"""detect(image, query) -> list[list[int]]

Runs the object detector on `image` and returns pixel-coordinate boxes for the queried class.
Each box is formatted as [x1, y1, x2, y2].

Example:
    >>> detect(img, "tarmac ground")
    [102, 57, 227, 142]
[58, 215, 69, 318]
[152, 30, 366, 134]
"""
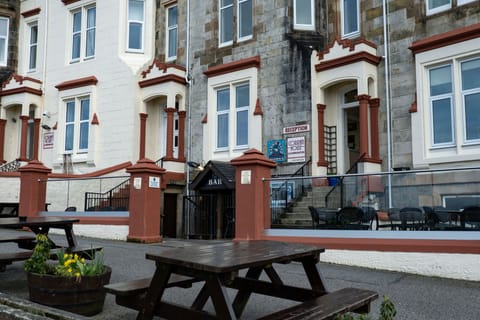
[0, 231, 479, 319]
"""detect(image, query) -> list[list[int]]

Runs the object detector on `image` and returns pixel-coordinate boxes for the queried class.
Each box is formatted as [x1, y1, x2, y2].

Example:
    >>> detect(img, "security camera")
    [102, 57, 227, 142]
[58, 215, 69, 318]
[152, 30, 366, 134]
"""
[42, 111, 50, 118]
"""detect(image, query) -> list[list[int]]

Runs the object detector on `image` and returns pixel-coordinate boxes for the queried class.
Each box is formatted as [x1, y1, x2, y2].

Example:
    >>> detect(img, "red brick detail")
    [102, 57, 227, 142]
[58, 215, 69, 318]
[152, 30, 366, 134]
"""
[253, 98, 263, 116]
[202, 114, 208, 124]
[140, 59, 186, 78]
[317, 37, 378, 60]
[409, 97, 417, 113]
[55, 76, 98, 91]
[21, 8, 41, 18]
[138, 74, 187, 88]
[91, 113, 99, 125]
[61, 0, 81, 5]
[315, 51, 382, 72]
[204, 56, 260, 78]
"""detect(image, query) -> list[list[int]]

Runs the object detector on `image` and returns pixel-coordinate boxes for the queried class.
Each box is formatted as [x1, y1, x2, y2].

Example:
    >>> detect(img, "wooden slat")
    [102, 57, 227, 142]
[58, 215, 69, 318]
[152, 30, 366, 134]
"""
[0, 235, 36, 243]
[104, 274, 196, 297]
[258, 287, 378, 320]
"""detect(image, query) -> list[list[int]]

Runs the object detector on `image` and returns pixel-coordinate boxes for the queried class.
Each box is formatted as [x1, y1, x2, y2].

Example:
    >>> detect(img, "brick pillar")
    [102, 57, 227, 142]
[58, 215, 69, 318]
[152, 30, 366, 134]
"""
[18, 160, 51, 217]
[139, 113, 148, 160]
[230, 149, 276, 240]
[165, 107, 175, 160]
[316, 104, 329, 167]
[19, 115, 29, 160]
[357, 94, 371, 158]
[369, 98, 380, 161]
[0, 119, 6, 163]
[177, 110, 186, 162]
[126, 158, 165, 243]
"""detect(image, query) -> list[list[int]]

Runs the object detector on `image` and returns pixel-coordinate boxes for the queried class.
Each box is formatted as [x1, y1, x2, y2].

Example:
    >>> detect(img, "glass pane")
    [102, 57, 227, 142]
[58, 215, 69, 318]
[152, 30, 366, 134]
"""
[168, 29, 177, 57]
[221, 0, 233, 6]
[73, 12, 81, 32]
[236, 85, 249, 108]
[239, 0, 252, 37]
[168, 6, 177, 27]
[129, 0, 144, 21]
[430, 65, 452, 96]
[72, 34, 81, 59]
[428, 0, 450, 9]
[236, 110, 248, 146]
[0, 40, 4, 63]
[217, 114, 228, 148]
[65, 124, 74, 151]
[217, 88, 230, 111]
[220, 6, 233, 43]
[432, 98, 453, 144]
[295, 0, 312, 25]
[0, 19, 7, 36]
[87, 7, 96, 28]
[461, 58, 480, 90]
[129, 23, 142, 49]
[465, 93, 480, 140]
[80, 99, 90, 120]
[86, 29, 95, 56]
[79, 122, 89, 149]
[343, 0, 358, 34]
[30, 25, 38, 44]
[29, 45, 37, 69]
[66, 102, 75, 122]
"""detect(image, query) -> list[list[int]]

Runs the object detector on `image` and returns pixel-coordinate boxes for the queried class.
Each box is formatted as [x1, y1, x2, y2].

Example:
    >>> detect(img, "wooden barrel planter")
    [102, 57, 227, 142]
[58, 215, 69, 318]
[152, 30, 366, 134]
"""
[26, 266, 112, 316]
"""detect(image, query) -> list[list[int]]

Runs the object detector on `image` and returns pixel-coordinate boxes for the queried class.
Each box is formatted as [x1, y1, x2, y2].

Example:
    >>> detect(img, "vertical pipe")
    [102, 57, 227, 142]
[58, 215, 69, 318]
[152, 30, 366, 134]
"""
[185, 0, 192, 238]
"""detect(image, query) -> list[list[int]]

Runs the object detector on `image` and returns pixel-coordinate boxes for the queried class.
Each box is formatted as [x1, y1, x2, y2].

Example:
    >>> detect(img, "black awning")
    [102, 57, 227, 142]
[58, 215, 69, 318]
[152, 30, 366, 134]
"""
[190, 160, 235, 191]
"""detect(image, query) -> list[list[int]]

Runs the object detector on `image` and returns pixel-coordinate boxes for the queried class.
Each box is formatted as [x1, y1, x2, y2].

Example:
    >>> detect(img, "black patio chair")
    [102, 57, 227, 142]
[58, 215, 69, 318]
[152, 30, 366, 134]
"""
[460, 206, 480, 230]
[399, 207, 425, 230]
[308, 206, 338, 229]
[360, 206, 378, 230]
[336, 207, 369, 230]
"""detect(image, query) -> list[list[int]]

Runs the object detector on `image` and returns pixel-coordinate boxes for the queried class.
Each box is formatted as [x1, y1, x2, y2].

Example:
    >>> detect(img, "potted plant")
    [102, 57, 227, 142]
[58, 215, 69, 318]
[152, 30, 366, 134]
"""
[24, 234, 111, 316]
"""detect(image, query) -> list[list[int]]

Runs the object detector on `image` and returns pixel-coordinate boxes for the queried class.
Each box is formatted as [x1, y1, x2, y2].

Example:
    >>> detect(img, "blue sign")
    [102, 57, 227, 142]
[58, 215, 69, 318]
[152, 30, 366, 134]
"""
[267, 139, 286, 163]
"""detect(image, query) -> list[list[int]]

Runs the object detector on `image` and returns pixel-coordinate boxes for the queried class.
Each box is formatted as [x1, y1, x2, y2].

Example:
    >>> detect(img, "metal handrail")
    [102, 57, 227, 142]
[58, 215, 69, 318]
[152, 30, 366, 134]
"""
[84, 178, 130, 211]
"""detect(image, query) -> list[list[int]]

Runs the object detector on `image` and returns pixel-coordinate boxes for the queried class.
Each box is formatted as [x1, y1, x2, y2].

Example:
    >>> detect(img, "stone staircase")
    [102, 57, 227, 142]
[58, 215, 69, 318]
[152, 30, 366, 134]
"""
[276, 186, 341, 228]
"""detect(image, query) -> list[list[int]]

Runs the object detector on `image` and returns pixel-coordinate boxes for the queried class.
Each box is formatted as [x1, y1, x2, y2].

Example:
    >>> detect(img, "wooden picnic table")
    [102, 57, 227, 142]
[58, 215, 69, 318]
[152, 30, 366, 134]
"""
[105, 240, 377, 320]
[0, 216, 101, 271]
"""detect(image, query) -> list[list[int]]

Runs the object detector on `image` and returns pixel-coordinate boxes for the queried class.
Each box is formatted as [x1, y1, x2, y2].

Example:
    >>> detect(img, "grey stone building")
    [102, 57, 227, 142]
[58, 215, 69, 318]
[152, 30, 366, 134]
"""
[0, 0, 18, 84]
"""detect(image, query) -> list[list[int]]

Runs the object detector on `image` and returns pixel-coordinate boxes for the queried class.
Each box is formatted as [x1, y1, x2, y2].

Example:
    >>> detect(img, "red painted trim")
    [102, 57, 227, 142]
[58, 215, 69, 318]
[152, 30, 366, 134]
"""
[55, 76, 98, 91]
[315, 51, 382, 72]
[138, 74, 186, 88]
[253, 98, 263, 116]
[74, 217, 129, 225]
[141, 60, 186, 78]
[262, 236, 480, 254]
[49, 161, 132, 179]
[21, 8, 41, 17]
[91, 113, 99, 125]
[0, 87, 42, 97]
[202, 114, 208, 124]
[409, 98, 417, 113]
[61, 0, 81, 5]
[409, 23, 480, 55]
[317, 37, 378, 60]
[204, 56, 261, 78]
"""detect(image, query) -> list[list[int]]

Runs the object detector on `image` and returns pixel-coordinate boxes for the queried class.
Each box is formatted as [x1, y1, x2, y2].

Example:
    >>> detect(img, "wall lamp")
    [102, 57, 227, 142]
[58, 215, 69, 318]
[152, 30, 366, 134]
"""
[41, 124, 51, 130]
[187, 161, 204, 171]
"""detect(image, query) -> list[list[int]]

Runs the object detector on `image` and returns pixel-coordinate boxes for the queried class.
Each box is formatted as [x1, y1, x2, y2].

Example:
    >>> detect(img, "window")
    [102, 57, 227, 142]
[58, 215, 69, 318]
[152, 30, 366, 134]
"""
[429, 65, 454, 146]
[426, 0, 451, 15]
[219, 0, 252, 47]
[341, 0, 359, 38]
[215, 82, 249, 149]
[457, 0, 475, 5]
[461, 58, 480, 142]
[64, 97, 90, 154]
[0, 17, 8, 66]
[166, 5, 177, 60]
[294, 0, 314, 31]
[71, 6, 96, 62]
[128, 0, 145, 51]
[28, 23, 38, 71]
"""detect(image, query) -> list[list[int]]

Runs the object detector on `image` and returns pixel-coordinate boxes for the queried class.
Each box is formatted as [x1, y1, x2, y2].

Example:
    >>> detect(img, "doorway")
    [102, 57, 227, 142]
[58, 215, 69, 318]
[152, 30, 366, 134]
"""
[344, 107, 360, 171]
[163, 193, 177, 238]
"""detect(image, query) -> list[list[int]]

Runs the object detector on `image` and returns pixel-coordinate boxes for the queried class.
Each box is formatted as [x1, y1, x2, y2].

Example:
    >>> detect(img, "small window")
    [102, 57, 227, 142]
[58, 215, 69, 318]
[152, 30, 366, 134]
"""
[216, 87, 230, 148]
[28, 23, 38, 71]
[85, 7, 96, 58]
[166, 5, 177, 60]
[426, 0, 451, 15]
[64, 97, 90, 154]
[342, 0, 359, 38]
[219, 0, 233, 46]
[70, 5, 96, 62]
[429, 65, 454, 146]
[294, 0, 314, 31]
[0, 17, 8, 66]
[238, 0, 253, 41]
[128, 0, 145, 51]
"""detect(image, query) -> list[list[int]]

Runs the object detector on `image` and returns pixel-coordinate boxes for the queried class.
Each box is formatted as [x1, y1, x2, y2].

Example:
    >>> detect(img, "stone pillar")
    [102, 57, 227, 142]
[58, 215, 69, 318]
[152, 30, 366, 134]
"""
[19, 115, 29, 160]
[126, 158, 165, 243]
[230, 149, 276, 240]
[0, 119, 6, 163]
[139, 113, 148, 160]
[164, 108, 175, 160]
[316, 104, 329, 167]
[357, 94, 370, 158]
[18, 160, 51, 217]
[178, 110, 186, 162]
[369, 98, 380, 161]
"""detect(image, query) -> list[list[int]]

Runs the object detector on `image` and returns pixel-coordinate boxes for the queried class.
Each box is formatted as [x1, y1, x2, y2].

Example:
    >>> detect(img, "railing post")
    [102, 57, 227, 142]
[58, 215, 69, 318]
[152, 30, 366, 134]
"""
[231, 149, 276, 240]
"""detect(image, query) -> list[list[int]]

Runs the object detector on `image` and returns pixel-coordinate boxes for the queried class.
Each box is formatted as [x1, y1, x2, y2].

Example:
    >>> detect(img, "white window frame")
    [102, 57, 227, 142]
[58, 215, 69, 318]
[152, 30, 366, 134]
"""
[127, 0, 145, 52]
[0, 17, 9, 66]
[341, 0, 360, 38]
[457, 0, 475, 5]
[219, 0, 234, 47]
[70, 5, 96, 63]
[426, 0, 451, 16]
[460, 57, 480, 144]
[293, 0, 315, 31]
[166, 4, 178, 61]
[64, 96, 90, 155]
[237, 0, 253, 41]
[27, 22, 38, 72]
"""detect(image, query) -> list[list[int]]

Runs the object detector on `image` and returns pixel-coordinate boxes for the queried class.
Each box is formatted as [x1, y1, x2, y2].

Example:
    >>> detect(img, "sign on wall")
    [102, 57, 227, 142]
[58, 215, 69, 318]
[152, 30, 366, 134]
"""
[267, 139, 286, 163]
[43, 132, 54, 149]
[287, 136, 305, 163]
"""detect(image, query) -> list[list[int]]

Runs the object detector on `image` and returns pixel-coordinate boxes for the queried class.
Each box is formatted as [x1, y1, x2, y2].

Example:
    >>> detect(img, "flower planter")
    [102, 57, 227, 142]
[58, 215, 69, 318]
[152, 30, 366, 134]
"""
[26, 266, 111, 316]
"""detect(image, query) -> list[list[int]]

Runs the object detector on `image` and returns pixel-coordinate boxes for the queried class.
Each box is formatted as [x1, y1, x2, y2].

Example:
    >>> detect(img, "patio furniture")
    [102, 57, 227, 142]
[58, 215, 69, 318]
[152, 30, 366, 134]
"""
[460, 206, 480, 230]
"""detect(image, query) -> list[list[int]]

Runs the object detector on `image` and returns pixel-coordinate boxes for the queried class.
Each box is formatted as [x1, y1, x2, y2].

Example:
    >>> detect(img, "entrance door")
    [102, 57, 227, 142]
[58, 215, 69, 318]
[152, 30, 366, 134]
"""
[163, 193, 177, 238]
[344, 107, 360, 171]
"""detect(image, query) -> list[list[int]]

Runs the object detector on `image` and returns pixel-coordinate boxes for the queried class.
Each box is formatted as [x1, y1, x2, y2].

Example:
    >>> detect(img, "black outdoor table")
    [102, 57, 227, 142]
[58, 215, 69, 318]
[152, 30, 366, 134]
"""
[135, 240, 326, 320]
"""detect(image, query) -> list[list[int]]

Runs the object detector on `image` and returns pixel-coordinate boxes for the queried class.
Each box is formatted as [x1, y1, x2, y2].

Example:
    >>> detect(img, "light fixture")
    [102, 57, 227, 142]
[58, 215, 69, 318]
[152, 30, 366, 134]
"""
[187, 161, 204, 171]
[42, 111, 51, 118]
[41, 124, 51, 130]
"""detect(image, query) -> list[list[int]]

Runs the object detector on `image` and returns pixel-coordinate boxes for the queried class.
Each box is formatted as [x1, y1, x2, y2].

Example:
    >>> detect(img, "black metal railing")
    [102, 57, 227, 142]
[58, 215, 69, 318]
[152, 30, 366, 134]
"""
[325, 153, 366, 208]
[0, 160, 20, 172]
[84, 179, 130, 211]
[270, 157, 312, 224]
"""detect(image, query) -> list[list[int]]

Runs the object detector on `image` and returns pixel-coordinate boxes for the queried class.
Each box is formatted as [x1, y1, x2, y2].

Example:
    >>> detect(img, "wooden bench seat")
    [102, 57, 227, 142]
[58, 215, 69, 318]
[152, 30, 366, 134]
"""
[104, 274, 196, 297]
[258, 287, 378, 320]
[0, 235, 36, 243]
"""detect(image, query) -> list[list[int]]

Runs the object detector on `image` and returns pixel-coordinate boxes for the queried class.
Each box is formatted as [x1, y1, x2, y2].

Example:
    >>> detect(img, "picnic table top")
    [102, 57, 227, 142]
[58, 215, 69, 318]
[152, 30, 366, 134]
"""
[0, 217, 80, 228]
[146, 240, 325, 273]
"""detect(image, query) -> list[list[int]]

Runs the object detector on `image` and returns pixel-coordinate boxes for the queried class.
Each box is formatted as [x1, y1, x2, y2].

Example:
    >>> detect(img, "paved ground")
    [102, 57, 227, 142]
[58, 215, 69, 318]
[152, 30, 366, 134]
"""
[0, 231, 479, 319]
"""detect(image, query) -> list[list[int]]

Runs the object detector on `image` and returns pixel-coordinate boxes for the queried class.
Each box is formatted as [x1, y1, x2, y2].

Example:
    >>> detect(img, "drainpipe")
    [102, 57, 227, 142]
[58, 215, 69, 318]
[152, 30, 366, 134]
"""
[382, 0, 393, 208]
[185, 0, 192, 238]
[42, 0, 48, 93]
